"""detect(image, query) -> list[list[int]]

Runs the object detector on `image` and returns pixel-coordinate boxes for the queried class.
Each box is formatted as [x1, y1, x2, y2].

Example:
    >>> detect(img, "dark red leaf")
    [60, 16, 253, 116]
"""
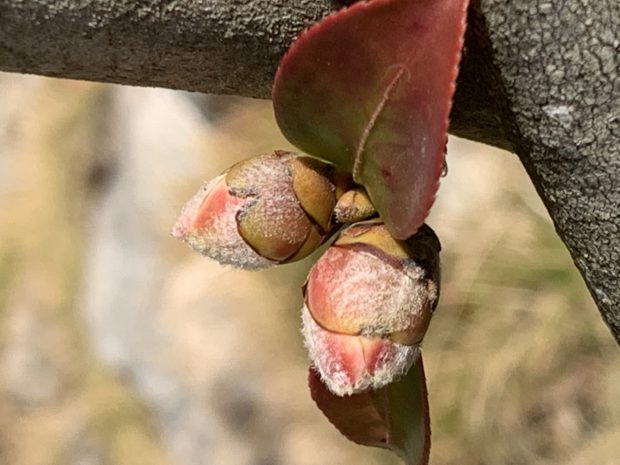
[273, 0, 469, 239]
[309, 355, 430, 465]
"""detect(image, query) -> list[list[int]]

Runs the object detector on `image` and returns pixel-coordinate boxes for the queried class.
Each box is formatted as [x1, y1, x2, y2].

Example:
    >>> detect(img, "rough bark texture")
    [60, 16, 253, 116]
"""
[0, 0, 618, 343]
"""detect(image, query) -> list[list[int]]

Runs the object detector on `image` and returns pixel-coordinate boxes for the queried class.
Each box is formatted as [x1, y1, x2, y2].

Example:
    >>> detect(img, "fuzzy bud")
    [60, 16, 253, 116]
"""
[172, 151, 338, 269]
[333, 187, 377, 224]
[302, 222, 440, 396]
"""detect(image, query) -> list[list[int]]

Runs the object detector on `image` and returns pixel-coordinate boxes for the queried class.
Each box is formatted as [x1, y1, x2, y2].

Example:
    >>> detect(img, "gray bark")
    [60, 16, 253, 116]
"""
[0, 0, 618, 343]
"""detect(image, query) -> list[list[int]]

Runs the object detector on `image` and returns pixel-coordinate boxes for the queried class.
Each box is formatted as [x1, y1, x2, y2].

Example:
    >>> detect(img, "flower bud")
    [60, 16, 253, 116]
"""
[302, 305, 420, 396]
[172, 151, 338, 269]
[302, 222, 440, 395]
[332, 187, 377, 224]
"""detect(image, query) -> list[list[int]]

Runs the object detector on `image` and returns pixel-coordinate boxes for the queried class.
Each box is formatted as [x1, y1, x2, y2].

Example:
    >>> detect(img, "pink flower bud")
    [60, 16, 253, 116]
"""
[171, 174, 273, 269]
[302, 222, 440, 395]
[302, 304, 419, 396]
[172, 151, 339, 269]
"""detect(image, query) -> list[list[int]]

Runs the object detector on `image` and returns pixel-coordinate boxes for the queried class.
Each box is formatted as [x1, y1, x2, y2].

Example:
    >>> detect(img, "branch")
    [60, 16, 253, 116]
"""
[1, 0, 618, 343]
[0, 0, 340, 98]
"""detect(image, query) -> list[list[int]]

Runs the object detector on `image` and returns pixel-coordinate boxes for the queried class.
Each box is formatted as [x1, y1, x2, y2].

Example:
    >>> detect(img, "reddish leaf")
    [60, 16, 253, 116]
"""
[273, 0, 469, 239]
[309, 355, 430, 465]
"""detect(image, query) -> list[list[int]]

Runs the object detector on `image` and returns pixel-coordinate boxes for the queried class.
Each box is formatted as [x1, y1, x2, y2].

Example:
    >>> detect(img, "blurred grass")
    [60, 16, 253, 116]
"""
[0, 77, 170, 465]
[425, 146, 620, 465]
[0, 75, 618, 465]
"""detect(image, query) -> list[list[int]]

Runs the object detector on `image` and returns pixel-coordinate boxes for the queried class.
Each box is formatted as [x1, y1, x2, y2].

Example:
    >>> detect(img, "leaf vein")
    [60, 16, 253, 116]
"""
[352, 63, 408, 182]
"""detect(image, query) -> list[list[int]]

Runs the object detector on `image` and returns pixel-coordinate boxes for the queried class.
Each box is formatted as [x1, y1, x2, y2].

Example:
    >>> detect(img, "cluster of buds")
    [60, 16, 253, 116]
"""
[302, 221, 440, 395]
[172, 152, 441, 397]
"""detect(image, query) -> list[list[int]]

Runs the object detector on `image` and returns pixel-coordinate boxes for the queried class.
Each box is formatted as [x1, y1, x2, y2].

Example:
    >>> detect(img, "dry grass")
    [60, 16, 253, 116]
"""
[0, 75, 170, 465]
[425, 141, 620, 465]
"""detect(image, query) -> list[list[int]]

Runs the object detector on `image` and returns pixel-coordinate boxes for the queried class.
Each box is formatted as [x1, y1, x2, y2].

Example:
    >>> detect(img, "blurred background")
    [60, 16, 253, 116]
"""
[0, 72, 618, 465]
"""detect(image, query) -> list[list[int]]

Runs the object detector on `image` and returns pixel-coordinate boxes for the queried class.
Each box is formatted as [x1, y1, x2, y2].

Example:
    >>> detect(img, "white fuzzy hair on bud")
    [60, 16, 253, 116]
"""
[171, 175, 273, 270]
[308, 246, 434, 336]
[301, 305, 419, 396]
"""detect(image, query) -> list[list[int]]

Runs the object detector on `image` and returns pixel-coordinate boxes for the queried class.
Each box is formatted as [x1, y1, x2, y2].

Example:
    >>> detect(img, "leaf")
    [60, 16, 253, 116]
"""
[273, 0, 469, 239]
[309, 354, 430, 465]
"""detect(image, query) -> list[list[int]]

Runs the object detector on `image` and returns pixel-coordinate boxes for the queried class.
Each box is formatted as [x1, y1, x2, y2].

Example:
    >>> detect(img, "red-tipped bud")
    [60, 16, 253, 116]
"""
[172, 151, 338, 269]
[302, 222, 440, 395]
[302, 304, 419, 396]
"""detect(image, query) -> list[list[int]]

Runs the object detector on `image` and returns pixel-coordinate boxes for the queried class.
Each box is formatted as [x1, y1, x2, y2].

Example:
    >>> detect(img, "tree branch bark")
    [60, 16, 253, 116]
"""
[1, 0, 618, 343]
